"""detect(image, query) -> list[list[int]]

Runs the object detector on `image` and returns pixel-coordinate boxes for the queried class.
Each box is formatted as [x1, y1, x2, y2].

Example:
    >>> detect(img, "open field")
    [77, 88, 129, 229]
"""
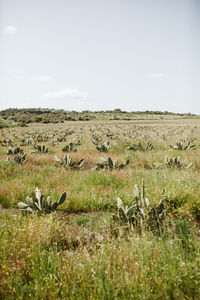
[0, 117, 200, 299]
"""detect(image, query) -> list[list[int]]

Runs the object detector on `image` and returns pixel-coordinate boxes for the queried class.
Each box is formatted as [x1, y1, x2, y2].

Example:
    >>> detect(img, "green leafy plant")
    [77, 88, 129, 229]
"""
[18, 187, 66, 214]
[7, 146, 23, 155]
[94, 157, 130, 170]
[153, 156, 192, 169]
[62, 142, 77, 152]
[20, 138, 32, 146]
[116, 179, 167, 232]
[170, 140, 196, 150]
[54, 154, 84, 170]
[0, 139, 13, 147]
[7, 152, 27, 164]
[31, 144, 49, 153]
[91, 134, 102, 145]
[127, 142, 153, 151]
[96, 141, 110, 152]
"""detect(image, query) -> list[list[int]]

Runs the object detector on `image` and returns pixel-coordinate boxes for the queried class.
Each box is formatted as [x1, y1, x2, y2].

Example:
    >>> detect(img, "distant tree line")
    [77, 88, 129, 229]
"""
[0, 108, 196, 126]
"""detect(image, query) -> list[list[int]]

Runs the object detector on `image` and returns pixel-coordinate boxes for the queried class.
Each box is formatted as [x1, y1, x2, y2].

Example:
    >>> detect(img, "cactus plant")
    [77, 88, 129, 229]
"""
[94, 157, 130, 170]
[127, 142, 153, 151]
[20, 138, 32, 146]
[7, 152, 27, 164]
[170, 139, 196, 150]
[91, 134, 102, 145]
[96, 141, 110, 152]
[7, 146, 23, 155]
[62, 142, 77, 152]
[18, 187, 66, 214]
[30, 144, 49, 153]
[116, 180, 167, 232]
[0, 139, 13, 147]
[54, 154, 84, 170]
[153, 156, 192, 169]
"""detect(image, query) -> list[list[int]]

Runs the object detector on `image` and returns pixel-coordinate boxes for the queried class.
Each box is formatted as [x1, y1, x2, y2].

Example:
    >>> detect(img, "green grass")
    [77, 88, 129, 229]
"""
[0, 213, 199, 299]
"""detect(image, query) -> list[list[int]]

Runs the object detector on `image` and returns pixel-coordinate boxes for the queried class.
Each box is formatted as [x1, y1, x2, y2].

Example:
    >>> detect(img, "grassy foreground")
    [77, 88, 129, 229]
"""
[0, 118, 200, 299]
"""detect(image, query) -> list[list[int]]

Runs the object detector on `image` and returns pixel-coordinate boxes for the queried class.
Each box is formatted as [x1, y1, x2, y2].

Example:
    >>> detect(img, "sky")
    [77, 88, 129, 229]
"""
[0, 0, 200, 113]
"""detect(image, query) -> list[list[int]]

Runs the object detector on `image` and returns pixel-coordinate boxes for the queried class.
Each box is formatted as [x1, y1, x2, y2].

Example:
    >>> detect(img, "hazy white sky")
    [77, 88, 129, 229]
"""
[0, 0, 200, 113]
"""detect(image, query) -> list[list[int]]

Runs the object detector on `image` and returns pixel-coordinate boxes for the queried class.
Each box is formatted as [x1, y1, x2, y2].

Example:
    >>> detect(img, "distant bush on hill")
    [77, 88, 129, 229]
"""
[0, 117, 11, 128]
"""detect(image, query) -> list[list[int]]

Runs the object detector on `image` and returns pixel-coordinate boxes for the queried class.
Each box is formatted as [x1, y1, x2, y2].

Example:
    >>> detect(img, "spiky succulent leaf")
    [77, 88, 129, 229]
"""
[117, 197, 123, 209]
[108, 157, 113, 169]
[35, 187, 42, 202]
[20, 207, 34, 213]
[18, 202, 29, 209]
[158, 199, 164, 213]
[46, 196, 51, 207]
[125, 158, 130, 165]
[67, 154, 72, 165]
[127, 204, 137, 218]
[164, 156, 168, 165]
[26, 196, 35, 208]
[58, 192, 66, 205]
[134, 184, 140, 201]
[34, 202, 41, 211]
[54, 155, 61, 162]
[185, 162, 193, 169]
[144, 197, 150, 209]
[139, 208, 145, 218]
[113, 160, 119, 168]
[26, 207, 34, 213]
[99, 158, 107, 164]
[51, 201, 58, 210]
[119, 207, 128, 222]
[78, 159, 84, 168]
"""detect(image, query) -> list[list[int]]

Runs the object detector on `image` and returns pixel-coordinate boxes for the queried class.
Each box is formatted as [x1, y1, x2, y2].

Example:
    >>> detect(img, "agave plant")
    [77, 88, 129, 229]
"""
[116, 180, 167, 232]
[18, 188, 66, 214]
[170, 140, 196, 150]
[153, 156, 192, 169]
[96, 141, 110, 152]
[127, 142, 153, 151]
[54, 154, 84, 170]
[94, 157, 130, 170]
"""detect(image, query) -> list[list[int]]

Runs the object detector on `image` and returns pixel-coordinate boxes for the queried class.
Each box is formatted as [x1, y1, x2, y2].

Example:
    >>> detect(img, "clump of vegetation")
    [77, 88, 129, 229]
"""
[153, 156, 192, 169]
[54, 154, 84, 170]
[7, 146, 23, 155]
[7, 152, 27, 164]
[0, 138, 13, 146]
[96, 141, 110, 152]
[127, 142, 153, 151]
[18, 187, 66, 214]
[91, 134, 102, 145]
[170, 139, 196, 150]
[62, 142, 77, 152]
[116, 180, 167, 232]
[31, 144, 49, 153]
[20, 138, 32, 146]
[94, 157, 130, 170]
[0, 117, 11, 128]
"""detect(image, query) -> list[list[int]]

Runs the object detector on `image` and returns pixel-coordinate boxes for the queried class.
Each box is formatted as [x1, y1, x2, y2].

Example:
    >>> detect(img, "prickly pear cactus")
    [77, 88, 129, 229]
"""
[18, 188, 66, 214]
